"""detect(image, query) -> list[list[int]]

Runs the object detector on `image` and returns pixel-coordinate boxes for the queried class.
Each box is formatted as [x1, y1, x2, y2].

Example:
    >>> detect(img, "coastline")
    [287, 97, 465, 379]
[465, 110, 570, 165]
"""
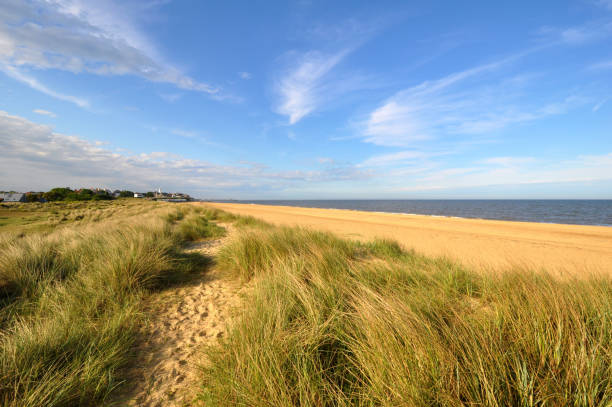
[202, 202, 612, 275]
[208, 200, 612, 227]
[249, 203, 612, 227]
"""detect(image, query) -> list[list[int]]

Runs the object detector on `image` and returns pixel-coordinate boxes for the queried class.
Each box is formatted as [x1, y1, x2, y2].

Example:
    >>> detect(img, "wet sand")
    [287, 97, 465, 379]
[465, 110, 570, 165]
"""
[202, 202, 612, 275]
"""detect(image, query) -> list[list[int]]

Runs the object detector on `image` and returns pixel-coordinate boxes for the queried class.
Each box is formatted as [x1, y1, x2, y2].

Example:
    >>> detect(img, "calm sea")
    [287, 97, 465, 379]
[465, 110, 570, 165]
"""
[217, 200, 612, 227]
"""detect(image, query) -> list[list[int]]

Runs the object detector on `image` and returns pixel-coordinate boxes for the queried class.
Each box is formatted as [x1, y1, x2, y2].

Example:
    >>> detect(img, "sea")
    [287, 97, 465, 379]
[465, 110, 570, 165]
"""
[215, 200, 612, 227]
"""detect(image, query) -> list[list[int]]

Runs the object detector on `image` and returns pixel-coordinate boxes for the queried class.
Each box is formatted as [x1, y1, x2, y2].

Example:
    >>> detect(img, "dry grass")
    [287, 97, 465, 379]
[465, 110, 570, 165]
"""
[201, 224, 612, 406]
[0, 202, 225, 406]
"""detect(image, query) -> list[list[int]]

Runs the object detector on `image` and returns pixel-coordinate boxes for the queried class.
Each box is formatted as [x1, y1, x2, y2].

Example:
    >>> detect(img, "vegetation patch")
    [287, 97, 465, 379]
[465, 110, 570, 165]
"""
[202, 224, 612, 406]
[0, 202, 225, 406]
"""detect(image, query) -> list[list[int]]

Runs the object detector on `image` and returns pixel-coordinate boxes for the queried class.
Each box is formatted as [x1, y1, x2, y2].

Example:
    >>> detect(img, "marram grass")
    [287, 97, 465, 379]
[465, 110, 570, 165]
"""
[0, 203, 225, 406]
[202, 225, 612, 406]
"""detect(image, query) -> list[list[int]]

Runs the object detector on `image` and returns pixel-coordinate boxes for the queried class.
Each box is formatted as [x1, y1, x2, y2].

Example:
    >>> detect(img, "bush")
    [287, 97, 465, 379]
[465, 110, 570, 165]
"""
[43, 188, 72, 202]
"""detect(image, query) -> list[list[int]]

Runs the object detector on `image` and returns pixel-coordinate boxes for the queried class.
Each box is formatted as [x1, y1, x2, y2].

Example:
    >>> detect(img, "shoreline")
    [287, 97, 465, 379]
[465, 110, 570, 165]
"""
[241, 203, 612, 228]
[202, 202, 612, 275]
[207, 200, 612, 227]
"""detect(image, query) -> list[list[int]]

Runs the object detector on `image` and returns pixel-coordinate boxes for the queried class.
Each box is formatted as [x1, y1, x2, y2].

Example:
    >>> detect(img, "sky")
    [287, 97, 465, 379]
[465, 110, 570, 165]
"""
[1, 0, 611, 199]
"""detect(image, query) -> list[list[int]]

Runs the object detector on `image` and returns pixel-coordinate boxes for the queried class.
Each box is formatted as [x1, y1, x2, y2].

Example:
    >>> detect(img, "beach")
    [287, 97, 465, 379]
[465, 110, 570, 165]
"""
[204, 202, 612, 274]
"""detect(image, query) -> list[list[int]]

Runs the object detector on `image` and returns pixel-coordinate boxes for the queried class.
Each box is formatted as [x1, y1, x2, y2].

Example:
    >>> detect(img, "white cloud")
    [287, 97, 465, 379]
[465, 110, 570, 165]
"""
[0, 0, 220, 100]
[238, 71, 252, 80]
[33, 108, 57, 118]
[2, 64, 89, 108]
[593, 99, 608, 111]
[275, 49, 351, 124]
[0, 111, 372, 196]
[273, 19, 386, 124]
[399, 154, 612, 192]
[362, 59, 585, 147]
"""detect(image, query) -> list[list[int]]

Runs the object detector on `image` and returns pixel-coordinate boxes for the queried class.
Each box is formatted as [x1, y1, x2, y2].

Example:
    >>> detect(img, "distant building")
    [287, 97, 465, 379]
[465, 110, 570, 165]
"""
[134, 193, 144, 198]
[112, 190, 121, 198]
[0, 192, 26, 202]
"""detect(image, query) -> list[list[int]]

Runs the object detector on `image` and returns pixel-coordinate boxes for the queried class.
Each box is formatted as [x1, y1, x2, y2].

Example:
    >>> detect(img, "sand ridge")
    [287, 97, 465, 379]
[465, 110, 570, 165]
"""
[112, 223, 243, 407]
[203, 202, 612, 274]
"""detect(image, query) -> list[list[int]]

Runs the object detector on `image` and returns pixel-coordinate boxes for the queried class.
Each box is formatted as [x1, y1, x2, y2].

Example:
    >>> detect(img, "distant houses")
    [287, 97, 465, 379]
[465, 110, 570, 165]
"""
[0, 188, 192, 203]
[0, 192, 26, 202]
[151, 189, 191, 202]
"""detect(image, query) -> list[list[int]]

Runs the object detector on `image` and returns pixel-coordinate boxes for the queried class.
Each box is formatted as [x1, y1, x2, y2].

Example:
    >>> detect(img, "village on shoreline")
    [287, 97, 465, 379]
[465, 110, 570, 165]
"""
[0, 187, 192, 203]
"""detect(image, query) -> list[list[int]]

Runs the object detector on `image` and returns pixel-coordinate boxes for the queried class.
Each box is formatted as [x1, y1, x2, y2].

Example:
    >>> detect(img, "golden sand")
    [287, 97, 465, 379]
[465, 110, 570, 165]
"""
[203, 202, 612, 275]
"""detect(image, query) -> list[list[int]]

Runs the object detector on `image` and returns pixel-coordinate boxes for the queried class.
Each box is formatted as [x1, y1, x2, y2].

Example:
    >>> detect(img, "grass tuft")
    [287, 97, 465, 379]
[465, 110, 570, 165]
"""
[202, 222, 612, 406]
[0, 202, 225, 406]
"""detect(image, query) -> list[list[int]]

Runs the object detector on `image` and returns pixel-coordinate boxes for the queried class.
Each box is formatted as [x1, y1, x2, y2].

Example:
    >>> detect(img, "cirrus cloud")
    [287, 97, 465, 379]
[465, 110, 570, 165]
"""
[0, 0, 223, 106]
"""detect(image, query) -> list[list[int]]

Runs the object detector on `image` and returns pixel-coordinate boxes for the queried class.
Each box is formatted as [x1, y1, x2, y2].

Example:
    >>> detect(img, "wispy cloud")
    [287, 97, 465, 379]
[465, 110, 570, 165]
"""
[0, 111, 372, 196]
[361, 57, 586, 147]
[238, 71, 252, 80]
[275, 49, 351, 124]
[33, 108, 57, 118]
[274, 19, 386, 125]
[593, 98, 608, 111]
[0, 0, 221, 100]
[1, 64, 90, 108]
[538, 19, 612, 46]
[398, 154, 612, 192]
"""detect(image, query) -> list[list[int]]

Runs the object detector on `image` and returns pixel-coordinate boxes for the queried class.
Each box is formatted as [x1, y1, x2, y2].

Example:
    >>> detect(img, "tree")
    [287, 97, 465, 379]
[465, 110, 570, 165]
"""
[145, 191, 155, 198]
[43, 188, 72, 201]
[119, 190, 134, 198]
[25, 192, 43, 202]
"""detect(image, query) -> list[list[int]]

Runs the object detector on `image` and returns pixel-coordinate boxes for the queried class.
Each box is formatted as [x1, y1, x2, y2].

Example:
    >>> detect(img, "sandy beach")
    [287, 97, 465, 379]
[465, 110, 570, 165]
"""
[203, 202, 612, 275]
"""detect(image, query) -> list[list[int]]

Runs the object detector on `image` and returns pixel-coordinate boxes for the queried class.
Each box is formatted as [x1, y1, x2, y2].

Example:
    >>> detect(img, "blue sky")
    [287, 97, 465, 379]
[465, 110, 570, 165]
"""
[1, 0, 611, 198]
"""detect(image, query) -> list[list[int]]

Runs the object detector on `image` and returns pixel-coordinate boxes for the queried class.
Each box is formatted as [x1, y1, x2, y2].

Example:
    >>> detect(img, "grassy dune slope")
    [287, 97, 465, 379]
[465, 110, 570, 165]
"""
[0, 201, 224, 406]
[201, 222, 612, 406]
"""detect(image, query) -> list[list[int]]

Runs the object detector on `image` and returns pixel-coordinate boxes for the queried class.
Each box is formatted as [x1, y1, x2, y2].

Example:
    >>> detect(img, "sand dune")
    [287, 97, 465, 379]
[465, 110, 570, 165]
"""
[203, 202, 612, 275]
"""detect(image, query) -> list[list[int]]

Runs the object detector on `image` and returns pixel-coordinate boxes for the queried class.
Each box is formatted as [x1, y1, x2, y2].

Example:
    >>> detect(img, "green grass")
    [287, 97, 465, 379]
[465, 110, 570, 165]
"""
[201, 224, 612, 406]
[4, 202, 610, 406]
[0, 203, 226, 406]
[0, 200, 164, 234]
[176, 213, 226, 241]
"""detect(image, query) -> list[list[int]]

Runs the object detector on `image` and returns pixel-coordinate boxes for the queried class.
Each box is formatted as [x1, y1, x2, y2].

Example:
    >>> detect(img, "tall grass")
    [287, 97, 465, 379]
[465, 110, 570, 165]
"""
[202, 225, 612, 406]
[0, 204, 224, 406]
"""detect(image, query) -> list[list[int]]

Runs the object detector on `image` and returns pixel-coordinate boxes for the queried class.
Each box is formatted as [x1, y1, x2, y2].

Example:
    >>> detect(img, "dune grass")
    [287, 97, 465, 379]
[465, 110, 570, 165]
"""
[202, 224, 612, 406]
[0, 203, 225, 406]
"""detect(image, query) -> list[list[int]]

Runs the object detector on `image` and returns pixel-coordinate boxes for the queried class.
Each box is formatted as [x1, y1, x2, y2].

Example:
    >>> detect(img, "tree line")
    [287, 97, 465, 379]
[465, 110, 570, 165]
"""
[25, 188, 155, 202]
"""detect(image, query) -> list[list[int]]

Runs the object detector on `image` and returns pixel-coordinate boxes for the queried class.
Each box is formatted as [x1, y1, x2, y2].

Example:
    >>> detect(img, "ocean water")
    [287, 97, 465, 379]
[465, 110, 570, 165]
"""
[218, 200, 612, 227]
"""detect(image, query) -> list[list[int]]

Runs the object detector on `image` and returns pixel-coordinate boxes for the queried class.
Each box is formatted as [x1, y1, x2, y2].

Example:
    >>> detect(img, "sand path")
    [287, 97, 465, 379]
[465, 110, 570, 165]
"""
[203, 203, 612, 275]
[112, 224, 243, 406]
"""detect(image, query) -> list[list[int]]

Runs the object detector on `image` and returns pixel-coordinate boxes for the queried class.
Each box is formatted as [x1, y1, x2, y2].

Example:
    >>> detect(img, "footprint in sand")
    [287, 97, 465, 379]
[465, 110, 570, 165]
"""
[111, 223, 246, 407]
